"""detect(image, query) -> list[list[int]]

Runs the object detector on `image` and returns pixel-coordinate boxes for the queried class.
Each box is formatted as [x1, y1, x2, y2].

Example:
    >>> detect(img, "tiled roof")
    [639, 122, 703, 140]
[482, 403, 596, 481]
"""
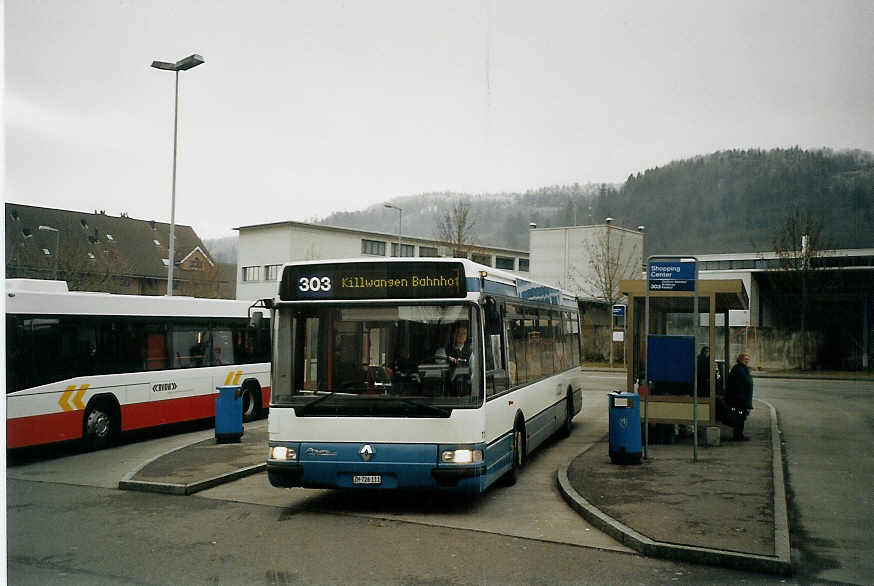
[5, 203, 213, 279]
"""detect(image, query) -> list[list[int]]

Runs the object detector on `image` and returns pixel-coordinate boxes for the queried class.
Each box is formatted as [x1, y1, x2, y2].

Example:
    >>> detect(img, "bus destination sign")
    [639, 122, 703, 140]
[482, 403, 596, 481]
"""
[648, 260, 696, 292]
[280, 262, 467, 301]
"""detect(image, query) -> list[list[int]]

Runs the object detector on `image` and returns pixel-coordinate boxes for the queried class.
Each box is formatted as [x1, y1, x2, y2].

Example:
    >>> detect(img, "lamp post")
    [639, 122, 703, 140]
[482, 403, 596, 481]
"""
[605, 218, 614, 368]
[38, 225, 60, 280]
[384, 203, 403, 256]
[638, 225, 646, 274]
[151, 53, 205, 295]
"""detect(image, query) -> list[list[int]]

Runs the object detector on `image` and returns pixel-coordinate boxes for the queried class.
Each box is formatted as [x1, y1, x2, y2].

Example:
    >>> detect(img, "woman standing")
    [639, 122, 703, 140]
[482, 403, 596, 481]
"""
[725, 352, 754, 441]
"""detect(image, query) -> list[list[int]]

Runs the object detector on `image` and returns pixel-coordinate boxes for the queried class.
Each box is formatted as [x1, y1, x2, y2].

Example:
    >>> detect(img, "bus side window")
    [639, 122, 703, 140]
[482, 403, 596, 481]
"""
[145, 329, 168, 371]
[485, 302, 508, 398]
[6, 316, 32, 393]
[212, 327, 234, 365]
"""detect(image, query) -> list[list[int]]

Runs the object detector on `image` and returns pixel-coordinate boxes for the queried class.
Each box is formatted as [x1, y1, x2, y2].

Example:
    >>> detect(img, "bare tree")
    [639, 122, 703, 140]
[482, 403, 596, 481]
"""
[572, 225, 641, 367]
[435, 199, 477, 255]
[5, 231, 134, 293]
[63, 237, 135, 292]
[175, 262, 233, 299]
[770, 206, 828, 370]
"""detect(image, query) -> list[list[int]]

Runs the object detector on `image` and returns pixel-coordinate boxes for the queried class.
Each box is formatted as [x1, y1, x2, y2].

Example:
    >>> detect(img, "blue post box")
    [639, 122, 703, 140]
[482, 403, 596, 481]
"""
[215, 385, 243, 443]
[608, 391, 642, 464]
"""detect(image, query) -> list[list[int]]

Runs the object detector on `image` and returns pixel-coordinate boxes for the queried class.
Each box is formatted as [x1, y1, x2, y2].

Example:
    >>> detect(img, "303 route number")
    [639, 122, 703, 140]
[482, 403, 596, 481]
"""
[298, 276, 332, 292]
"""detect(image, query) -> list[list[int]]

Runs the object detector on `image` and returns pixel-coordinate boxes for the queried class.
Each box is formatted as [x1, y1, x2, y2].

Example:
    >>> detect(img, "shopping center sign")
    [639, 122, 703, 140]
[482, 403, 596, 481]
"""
[648, 260, 696, 292]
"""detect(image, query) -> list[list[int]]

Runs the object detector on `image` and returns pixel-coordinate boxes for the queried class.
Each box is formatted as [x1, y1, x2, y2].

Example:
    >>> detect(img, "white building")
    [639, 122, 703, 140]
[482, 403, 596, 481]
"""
[234, 220, 529, 300]
[529, 223, 644, 296]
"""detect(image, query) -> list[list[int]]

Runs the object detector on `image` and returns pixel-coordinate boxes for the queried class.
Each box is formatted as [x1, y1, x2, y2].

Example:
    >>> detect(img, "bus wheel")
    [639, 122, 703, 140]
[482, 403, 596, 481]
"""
[83, 404, 114, 451]
[558, 391, 573, 438]
[241, 383, 260, 422]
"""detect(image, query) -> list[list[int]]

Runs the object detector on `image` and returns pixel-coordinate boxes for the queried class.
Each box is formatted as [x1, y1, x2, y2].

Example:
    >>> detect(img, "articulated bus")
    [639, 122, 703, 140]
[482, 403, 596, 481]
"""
[5, 279, 271, 450]
[266, 258, 583, 494]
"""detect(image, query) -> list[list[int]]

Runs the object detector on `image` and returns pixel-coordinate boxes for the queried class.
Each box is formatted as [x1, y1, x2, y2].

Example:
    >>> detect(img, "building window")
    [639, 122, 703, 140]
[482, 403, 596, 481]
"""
[471, 253, 492, 266]
[361, 239, 386, 256]
[265, 264, 281, 281]
[518, 258, 530, 272]
[453, 249, 467, 259]
[242, 266, 260, 282]
[495, 256, 514, 270]
[390, 243, 415, 257]
[419, 246, 439, 257]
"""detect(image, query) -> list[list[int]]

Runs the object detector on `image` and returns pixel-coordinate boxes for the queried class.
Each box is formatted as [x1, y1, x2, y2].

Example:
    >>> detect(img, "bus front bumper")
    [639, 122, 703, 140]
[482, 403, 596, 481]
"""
[267, 441, 486, 493]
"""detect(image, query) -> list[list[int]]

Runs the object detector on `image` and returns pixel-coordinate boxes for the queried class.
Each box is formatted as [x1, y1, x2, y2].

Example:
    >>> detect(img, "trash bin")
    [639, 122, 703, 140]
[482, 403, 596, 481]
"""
[608, 391, 641, 464]
[215, 385, 243, 443]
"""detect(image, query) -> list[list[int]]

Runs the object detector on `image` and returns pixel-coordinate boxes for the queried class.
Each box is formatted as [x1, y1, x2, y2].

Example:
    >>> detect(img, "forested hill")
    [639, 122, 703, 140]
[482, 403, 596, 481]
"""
[315, 148, 874, 255]
[593, 148, 874, 254]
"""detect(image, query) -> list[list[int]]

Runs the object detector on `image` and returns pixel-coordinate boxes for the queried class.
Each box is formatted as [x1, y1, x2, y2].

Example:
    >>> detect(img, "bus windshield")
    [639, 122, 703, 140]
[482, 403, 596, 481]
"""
[274, 303, 481, 415]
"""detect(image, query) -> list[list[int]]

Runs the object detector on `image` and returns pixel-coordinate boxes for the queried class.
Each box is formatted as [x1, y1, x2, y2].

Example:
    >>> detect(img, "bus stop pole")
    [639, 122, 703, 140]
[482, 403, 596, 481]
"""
[644, 258, 651, 461]
[692, 257, 699, 462]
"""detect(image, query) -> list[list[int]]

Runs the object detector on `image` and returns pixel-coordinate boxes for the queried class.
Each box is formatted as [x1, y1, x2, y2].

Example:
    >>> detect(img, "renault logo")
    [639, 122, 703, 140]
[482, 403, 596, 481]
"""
[359, 444, 373, 461]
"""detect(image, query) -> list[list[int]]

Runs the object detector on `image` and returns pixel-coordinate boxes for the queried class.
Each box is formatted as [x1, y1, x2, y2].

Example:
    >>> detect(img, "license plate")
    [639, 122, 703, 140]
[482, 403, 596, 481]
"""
[353, 475, 382, 485]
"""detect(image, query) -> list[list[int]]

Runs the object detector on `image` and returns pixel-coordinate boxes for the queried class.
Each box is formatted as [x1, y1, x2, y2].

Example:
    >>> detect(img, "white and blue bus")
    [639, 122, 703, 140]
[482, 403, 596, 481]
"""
[265, 258, 583, 494]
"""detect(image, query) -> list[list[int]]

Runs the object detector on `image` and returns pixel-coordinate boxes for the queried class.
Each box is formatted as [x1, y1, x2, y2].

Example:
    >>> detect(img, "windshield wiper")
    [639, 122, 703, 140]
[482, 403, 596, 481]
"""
[296, 392, 337, 414]
[383, 396, 450, 417]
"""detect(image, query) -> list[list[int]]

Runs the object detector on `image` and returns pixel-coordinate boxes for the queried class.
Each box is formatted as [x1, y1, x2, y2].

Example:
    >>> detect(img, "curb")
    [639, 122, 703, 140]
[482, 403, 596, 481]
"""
[752, 373, 874, 382]
[118, 439, 266, 496]
[556, 400, 792, 576]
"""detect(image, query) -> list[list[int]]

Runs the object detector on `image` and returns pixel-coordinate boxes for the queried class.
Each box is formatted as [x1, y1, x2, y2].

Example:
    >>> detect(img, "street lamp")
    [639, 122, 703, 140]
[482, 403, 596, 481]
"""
[604, 218, 615, 368]
[638, 225, 646, 273]
[38, 225, 59, 280]
[151, 53, 205, 295]
[384, 203, 403, 256]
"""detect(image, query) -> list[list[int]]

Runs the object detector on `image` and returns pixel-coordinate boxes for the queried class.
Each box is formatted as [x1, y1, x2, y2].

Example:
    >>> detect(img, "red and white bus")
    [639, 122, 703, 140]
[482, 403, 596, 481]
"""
[5, 279, 271, 450]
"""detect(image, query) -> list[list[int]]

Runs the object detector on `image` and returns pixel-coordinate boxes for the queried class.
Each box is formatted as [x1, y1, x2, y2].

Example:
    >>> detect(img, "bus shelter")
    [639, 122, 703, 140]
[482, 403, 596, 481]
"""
[618, 278, 749, 426]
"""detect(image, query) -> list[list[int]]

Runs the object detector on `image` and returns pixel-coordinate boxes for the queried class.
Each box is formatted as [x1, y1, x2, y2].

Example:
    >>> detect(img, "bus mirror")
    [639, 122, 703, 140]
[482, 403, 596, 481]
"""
[484, 297, 501, 335]
[248, 298, 274, 325]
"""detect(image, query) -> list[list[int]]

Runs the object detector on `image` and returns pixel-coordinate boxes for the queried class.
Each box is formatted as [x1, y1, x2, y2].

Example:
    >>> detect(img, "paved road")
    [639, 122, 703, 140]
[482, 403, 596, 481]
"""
[8, 374, 631, 553]
[7, 372, 873, 584]
[7, 373, 778, 584]
[756, 376, 874, 585]
[199, 373, 630, 552]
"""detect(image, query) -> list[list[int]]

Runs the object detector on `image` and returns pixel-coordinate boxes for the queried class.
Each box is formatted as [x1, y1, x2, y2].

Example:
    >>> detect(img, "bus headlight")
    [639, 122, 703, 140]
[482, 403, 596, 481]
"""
[441, 448, 482, 464]
[270, 446, 297, 461]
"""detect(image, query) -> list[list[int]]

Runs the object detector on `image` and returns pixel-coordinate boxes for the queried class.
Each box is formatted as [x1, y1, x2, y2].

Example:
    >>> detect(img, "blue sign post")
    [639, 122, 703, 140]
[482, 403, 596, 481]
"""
[644, 256, 700, 461]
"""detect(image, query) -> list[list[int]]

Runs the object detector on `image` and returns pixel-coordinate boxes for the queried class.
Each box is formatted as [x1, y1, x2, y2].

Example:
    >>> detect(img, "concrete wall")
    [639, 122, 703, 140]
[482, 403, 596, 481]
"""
[530, 224, 643, 297]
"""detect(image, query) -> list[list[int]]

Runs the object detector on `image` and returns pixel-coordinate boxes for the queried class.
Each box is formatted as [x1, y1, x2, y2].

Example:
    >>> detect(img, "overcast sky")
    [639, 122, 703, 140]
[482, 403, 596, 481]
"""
[5, 0, 874, 238]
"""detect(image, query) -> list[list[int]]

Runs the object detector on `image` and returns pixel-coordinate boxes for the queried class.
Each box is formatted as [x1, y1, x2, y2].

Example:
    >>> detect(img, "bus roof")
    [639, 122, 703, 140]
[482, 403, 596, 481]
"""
[5, 279, 257, 318]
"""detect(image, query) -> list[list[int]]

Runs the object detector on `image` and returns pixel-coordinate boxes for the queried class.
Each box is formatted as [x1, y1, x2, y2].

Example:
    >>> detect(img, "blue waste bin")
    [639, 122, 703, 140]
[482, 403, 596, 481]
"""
[215, 385, 243, 443]
[608, 391, 641, 464]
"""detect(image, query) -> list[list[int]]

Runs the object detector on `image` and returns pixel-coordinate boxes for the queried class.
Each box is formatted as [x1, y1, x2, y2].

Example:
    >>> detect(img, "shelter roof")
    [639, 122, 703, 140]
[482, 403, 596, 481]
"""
[619, 279, 749, 312]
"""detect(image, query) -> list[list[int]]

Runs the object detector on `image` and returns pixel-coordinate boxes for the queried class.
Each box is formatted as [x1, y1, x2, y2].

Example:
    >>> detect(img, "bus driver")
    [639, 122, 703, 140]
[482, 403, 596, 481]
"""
[446, 323, 471, 367]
